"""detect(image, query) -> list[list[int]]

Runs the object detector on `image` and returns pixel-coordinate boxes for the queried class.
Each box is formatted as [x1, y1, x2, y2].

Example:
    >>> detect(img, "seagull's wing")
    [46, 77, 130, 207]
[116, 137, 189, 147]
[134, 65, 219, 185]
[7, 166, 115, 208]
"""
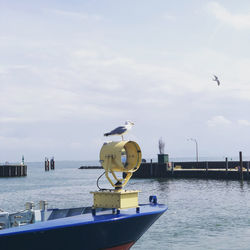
[109, 126, 127, 135]
[213, 75, 218, 80]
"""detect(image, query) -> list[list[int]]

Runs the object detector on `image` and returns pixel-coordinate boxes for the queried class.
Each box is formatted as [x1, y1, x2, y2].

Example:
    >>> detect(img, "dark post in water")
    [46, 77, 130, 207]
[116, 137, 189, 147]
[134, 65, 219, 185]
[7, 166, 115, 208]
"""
[45, 157, 49, 171]
[50, 157, 55, 170]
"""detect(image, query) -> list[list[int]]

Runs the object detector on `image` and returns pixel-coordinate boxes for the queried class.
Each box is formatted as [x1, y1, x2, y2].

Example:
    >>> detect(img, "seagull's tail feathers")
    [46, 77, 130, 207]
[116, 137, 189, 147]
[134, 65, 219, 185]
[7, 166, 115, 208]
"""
[104, 132, 111, 137]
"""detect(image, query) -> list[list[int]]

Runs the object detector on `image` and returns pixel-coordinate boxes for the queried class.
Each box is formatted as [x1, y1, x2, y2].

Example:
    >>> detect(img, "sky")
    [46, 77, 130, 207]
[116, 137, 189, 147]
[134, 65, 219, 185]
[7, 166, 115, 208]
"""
[1, 0, 250, 162]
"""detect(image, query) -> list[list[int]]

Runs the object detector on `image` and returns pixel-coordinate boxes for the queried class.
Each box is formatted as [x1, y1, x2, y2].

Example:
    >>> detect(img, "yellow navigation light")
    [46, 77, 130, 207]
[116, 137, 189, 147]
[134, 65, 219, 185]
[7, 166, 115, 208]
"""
[99, 141, 142, 188]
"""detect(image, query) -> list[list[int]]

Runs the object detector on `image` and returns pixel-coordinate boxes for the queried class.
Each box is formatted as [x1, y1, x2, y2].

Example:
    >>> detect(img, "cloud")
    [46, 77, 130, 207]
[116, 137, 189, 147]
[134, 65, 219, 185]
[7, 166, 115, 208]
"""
[69, 48, 209, 109]
[47, 9, 102, 21]
[207, 115, 232, 127]
[0, 67, 7, 74]
[2, 42, 245, 131]
[162, 13, 176, 21]
[73, 50, 99, 59]
[0, 117, 24, 123]
[238, 119, 250, 126]
[207, 2, 250, 29]
[2, 1, 250, 161]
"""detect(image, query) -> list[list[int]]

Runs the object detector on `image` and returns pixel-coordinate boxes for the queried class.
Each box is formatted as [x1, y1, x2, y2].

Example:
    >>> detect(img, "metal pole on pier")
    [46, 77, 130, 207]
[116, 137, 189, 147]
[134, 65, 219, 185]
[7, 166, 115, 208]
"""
[187, 138, 199, 166]
[171, 162, 174, 176]
[239, 151, 243, 181]
[225, 157, 228, 172]
[247, 161, 249, 178]
[150, 159, 153, 177]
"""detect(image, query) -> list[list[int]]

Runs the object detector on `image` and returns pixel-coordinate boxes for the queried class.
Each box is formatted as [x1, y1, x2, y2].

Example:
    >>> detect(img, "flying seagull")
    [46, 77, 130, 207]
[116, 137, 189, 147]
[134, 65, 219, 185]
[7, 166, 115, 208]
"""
[104, 121, 134, 140]
[212, 75, 220, 86]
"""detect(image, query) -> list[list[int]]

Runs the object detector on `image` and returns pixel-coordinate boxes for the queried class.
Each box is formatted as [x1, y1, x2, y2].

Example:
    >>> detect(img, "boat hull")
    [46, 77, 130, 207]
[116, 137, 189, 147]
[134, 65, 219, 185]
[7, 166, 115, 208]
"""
[0, 204, 167, 250]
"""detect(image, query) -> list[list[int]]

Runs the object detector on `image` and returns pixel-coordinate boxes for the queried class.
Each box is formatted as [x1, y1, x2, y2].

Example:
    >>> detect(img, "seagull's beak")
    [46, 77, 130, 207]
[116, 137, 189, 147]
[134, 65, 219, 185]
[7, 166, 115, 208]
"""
[126, 121, 134, 125]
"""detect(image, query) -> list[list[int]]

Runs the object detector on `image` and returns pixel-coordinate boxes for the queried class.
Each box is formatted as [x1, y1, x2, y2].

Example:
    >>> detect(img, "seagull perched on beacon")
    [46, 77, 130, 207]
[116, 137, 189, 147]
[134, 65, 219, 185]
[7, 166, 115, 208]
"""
[212, 75, 220, 86]
[104, 121, 134, 141]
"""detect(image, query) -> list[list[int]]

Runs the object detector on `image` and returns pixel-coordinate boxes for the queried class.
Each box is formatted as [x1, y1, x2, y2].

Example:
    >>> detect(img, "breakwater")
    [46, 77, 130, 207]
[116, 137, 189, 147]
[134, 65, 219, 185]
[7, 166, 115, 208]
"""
[131, 160, 250, 180]
[0, 165, 27, 177]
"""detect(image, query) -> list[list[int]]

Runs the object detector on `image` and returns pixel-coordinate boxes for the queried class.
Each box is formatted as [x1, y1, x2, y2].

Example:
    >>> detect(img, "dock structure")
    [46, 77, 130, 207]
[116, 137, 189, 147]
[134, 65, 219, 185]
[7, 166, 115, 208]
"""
[79, 152, 250, 180]
[0, 165, 27, 177]
[79, 166, 102, 169]
[131, 153, 250, 180]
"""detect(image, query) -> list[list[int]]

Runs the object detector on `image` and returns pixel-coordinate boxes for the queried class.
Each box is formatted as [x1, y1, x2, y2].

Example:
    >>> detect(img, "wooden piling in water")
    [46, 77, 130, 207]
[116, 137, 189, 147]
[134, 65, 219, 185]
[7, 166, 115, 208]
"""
[50, 158, 55, 170]
[45, 158, 50, 171]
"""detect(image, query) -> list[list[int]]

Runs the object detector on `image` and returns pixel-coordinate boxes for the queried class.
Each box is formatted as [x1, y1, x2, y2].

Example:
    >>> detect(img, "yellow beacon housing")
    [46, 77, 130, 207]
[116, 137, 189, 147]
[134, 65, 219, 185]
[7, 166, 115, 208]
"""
[91, 141, 142, 210]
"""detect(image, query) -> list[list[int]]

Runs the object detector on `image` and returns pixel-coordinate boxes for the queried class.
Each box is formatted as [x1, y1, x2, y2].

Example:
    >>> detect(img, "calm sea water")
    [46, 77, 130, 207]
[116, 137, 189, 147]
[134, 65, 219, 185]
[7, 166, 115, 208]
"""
[1, 161, 250, 250]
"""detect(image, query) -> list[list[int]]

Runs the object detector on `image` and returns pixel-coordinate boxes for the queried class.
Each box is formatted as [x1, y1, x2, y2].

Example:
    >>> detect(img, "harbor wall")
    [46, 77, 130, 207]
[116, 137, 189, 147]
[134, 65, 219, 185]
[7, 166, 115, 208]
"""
[0, 165, 27, 177]
[79, 166, 102, 169]
[172, 161, 249, 169]
[131, 161, 250, 180]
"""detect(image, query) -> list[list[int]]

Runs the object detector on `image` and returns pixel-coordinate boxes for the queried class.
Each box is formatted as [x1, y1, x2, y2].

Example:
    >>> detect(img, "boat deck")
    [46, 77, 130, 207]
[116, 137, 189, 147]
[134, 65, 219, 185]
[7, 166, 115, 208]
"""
[0, 203, 167, 236]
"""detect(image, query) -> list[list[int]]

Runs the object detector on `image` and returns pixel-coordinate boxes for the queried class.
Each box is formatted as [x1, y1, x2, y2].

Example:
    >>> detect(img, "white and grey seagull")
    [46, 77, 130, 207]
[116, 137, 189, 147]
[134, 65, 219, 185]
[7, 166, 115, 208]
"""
[104, 121, 134, 140]
[212, 75, 220, 86]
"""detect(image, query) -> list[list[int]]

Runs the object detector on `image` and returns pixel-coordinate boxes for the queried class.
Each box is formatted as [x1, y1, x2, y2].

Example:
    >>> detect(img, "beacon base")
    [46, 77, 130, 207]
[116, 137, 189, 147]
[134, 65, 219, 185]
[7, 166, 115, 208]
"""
[91, 190, 140, 209]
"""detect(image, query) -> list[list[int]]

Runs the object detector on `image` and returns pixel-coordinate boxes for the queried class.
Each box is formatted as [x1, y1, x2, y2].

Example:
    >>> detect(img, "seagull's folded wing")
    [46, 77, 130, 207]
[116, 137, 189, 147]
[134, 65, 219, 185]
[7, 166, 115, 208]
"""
[110, 126, 127, 135]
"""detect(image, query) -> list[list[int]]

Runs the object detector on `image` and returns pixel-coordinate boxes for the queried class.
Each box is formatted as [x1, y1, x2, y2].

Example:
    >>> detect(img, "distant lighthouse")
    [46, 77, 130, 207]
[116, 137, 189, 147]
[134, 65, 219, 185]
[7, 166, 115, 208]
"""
[21, 155, 24, 165]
